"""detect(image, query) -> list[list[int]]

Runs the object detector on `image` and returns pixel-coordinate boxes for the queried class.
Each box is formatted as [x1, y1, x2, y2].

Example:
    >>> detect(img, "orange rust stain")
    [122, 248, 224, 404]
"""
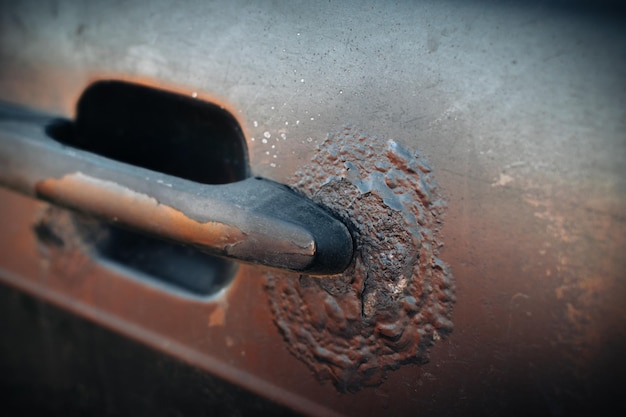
[208, 307, 226, 327]
[35, 172, 247, 251]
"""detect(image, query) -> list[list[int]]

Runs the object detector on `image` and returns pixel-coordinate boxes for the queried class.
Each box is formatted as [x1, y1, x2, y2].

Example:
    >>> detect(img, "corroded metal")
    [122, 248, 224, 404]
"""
[267, 127, 454, 391]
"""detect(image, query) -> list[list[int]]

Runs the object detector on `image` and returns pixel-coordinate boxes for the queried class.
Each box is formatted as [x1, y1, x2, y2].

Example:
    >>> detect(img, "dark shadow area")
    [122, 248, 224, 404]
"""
[48, 80, 248, 184]
[0, 283, 301, 417]
[467, 0, 626, 16]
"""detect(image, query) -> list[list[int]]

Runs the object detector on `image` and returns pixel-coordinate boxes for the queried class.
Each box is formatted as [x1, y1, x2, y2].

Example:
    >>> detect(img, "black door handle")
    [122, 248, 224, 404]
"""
[0, 104, 353, 275]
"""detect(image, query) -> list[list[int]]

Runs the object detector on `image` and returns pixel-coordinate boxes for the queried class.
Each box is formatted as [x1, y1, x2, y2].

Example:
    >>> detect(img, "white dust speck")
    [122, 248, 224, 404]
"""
[261, 138, 268, 144]
[492, 173, 514, 187]
[253, 121, 258, 127]
[270, 162, 277, 168]
[191, 91, 198, 98]
[263, 131, 271, 139]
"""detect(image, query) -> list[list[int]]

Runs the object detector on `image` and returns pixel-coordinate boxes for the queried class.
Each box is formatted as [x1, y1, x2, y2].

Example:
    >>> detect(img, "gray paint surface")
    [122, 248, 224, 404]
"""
[1, 1, 624, 193]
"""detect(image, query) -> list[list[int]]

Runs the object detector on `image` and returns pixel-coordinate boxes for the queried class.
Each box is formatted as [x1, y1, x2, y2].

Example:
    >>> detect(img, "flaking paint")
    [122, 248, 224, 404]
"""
[266, 127, 455, 392]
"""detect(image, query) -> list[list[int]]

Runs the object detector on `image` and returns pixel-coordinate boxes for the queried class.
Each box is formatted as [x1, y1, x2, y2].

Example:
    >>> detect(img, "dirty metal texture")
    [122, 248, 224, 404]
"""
[33, 205, 106, 283]
[266, 127, 454, 392]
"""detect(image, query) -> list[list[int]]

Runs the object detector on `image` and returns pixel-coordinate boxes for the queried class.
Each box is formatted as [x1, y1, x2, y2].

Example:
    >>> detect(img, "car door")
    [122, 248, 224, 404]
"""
[1, 1, 625, 416]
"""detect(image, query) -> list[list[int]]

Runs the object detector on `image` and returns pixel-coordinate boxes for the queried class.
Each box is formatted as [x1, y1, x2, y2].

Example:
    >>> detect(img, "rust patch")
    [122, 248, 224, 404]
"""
[266, 127, 455, 392]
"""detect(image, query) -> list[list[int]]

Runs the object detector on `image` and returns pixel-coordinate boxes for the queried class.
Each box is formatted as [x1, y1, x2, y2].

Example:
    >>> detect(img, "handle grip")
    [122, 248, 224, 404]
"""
[0, 105, 353, 275]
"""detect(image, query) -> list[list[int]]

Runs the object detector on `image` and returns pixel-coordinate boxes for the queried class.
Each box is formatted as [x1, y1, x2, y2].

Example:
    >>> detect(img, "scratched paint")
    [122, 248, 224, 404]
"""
[35, 172, 249, 251]
[266, 127, 455, 392]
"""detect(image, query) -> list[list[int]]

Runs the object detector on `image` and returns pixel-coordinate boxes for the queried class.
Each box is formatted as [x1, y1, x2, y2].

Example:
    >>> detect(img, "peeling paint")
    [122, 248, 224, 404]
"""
[208, 296, 229, 327]
[208, 307, 226, 327]
[35, 172, 249, 251]
[266, 127, 455, 392]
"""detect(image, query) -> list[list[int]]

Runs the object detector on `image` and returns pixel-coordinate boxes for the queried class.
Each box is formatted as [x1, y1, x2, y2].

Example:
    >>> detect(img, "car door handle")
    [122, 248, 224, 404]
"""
[0, 104, 353, 275]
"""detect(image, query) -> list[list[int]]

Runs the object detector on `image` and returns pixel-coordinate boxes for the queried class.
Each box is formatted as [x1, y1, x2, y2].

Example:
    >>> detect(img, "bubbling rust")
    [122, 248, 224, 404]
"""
[265, 127, 455, 392]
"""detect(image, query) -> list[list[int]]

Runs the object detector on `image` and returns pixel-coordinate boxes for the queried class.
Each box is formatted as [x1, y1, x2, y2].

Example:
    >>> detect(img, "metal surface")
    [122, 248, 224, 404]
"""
[0, 1, 625, 416]
[0, 106, 353, 275]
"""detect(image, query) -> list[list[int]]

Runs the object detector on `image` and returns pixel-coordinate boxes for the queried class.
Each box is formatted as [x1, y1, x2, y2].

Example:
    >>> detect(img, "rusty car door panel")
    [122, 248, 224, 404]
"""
[0, 1, 624, 416]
